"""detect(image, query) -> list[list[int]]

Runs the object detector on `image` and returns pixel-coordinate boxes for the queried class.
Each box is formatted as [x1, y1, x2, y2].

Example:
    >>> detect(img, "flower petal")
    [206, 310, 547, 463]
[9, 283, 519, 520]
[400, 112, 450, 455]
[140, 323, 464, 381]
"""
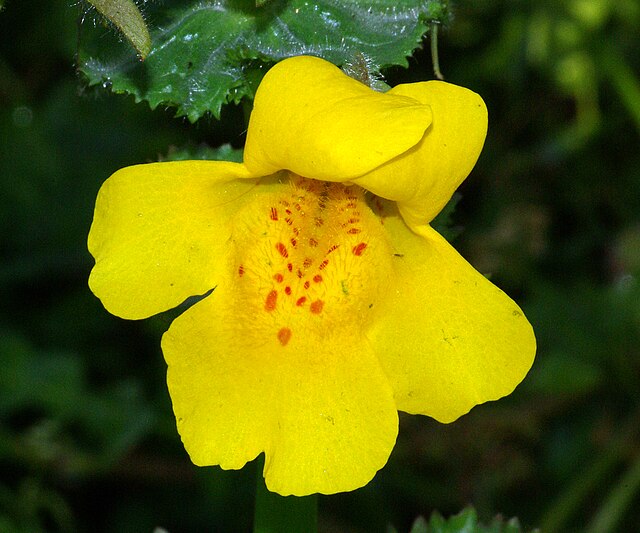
[354, 81, 488, 230]
[368, 203, 535, 423]
[162, 284, 398, 496]
[88, 161, 255, 319]
[244, 55, 432, 181]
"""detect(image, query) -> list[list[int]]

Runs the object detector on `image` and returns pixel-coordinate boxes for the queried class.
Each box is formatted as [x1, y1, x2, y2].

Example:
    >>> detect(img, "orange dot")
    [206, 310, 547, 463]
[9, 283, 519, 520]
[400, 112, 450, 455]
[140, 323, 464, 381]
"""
[270, 207, 278, 221]
[352, 242, 367, 256]
[273, 273, 284, 283]
[285, 286, 292, 295]
[296, 296, 307, 306]
[310, 300, 324, 314]
[313, 274, 323, 283]
[238, 265, 245, 277]
[276, 242, 288, 258]
[277, 328, 292, 346]
[265, 290, 277, 311]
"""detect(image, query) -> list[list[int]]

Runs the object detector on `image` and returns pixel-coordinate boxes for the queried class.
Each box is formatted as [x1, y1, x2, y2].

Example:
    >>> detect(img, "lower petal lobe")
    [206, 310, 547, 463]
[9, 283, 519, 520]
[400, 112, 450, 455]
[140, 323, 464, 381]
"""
[162, 284, 398, 496]
[368, 202, 536, 423]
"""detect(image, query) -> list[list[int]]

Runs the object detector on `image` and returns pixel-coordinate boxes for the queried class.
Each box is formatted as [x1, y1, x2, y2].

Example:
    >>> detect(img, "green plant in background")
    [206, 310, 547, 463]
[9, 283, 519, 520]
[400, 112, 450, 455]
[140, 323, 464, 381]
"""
[1, 0, 640, 531]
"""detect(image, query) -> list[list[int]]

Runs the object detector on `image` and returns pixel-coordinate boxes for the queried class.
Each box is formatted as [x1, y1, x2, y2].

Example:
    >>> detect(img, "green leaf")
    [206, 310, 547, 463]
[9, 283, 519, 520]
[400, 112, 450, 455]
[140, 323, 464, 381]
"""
[431, 192, 461, 242]
[396, 507, 539, 533]
[87, 0, 151, 59]
[80, 0, 451, 121]
[409, 516, 429, 533]
[161, 142, 244, 163]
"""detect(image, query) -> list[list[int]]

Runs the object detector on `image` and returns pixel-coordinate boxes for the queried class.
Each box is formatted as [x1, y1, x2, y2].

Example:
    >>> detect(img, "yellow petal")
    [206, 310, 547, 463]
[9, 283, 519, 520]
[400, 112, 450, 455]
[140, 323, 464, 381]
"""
[368, 202, 535, 423]
[162, 283, 398, 496]
[243, 55, 432, 181]
[88, 161, 255, 319]
[354, 81, 488, 230]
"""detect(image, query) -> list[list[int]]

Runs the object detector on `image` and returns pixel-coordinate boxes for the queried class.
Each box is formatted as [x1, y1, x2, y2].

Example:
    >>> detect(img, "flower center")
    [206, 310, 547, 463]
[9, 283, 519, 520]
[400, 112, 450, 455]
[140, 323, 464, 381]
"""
[230, 174, 393, 347]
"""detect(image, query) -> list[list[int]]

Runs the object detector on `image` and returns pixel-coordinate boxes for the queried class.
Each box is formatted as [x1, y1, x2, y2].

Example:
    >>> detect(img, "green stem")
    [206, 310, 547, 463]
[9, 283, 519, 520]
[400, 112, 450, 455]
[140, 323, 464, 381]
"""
[540, 411, 640, 532]
[586, 453, 640, 533]
[253, 457, 318, 533]
[430, 22, 444, 80]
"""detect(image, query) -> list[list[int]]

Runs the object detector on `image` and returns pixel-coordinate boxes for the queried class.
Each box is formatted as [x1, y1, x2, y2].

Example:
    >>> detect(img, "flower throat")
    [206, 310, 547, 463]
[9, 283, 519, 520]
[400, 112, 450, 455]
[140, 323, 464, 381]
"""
[230, 174, 393, 348]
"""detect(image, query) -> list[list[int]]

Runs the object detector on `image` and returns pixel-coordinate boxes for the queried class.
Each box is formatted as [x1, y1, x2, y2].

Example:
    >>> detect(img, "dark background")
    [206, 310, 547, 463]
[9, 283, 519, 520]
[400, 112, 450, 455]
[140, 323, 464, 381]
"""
[1, 1, 640, 531]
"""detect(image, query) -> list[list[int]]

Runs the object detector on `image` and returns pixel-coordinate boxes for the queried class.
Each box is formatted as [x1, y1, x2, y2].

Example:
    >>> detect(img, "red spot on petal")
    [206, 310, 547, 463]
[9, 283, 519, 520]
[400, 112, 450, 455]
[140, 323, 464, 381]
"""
[352, 242, 367, 256]
[304, 280, 310, 289]
[285, 208, 292, 215]
[270, 207, 278, 221]
[315, 217, 324, 227]
[290, 237, 298, 247]
[285, 286, 292, 295]
[285, 217, 293, 226]
[313, 274, 323, 283]
[327, 244, 339, 254]
[265, 290, 278, 311]
[347, 228, 361, 234]
[296, 297, 307, 306]
[238, 265, 245, 277]
[287, 262, 293, 272]
[297, 269, 303, 278]
[310, 300, 324, 314]
[273, 273, 284, 283]
[309, 238, 319, 247]
[303, 257, 313, 268]
[276, 242, 288, 258]
[319, 259, 329, 270]
[277, 328, 292, 346]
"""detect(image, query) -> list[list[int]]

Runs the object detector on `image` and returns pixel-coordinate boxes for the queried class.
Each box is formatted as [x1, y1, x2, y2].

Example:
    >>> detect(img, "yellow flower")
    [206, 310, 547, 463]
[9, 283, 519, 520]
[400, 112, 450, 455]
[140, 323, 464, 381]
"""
[88, 56, 535, 496]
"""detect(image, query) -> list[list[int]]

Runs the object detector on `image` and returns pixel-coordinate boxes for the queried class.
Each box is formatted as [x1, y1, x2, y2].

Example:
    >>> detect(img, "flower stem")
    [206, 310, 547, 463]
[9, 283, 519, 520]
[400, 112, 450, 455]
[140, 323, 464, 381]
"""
[430, 22, 444, 80]
[253, 456, 318, 533]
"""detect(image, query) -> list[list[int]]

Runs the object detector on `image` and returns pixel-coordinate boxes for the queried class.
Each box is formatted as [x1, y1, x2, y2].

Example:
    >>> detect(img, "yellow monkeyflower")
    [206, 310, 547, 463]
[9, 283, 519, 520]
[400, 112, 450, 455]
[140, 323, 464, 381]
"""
[88, 56, 535, 497]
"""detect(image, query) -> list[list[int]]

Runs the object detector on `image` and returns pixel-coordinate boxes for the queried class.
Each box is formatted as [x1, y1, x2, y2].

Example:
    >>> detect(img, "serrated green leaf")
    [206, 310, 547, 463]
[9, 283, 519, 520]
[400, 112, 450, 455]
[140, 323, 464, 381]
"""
[80, 0, 451, 121]
[421, 508, 536, 533]
[446, 507, 478, 532]
[87, 0, 151, 59]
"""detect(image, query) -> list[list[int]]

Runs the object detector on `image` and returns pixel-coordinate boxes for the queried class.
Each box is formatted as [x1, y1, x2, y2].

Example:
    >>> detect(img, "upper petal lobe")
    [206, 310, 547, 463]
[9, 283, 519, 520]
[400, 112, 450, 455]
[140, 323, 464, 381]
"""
[243, 56, 432, 181]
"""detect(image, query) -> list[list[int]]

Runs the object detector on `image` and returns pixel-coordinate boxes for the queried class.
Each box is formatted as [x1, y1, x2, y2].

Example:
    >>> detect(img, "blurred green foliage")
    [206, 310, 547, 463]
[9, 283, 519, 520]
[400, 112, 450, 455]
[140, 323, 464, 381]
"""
[1, 0, 640, 532]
